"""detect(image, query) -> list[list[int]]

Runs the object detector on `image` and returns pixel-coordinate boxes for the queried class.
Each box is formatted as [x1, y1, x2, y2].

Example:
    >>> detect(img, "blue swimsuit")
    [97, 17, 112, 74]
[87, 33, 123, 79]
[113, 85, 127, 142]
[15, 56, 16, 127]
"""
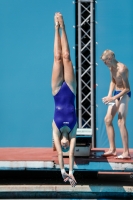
[53, 82, 77, 132]
[114, 90, 131, 100]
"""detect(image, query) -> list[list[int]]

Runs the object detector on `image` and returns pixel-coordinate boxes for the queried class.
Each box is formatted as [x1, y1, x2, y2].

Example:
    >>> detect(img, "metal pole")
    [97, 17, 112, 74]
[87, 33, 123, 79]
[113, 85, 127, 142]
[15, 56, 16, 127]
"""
[90, 0, 95, 147]
[78, 0, 82, 128]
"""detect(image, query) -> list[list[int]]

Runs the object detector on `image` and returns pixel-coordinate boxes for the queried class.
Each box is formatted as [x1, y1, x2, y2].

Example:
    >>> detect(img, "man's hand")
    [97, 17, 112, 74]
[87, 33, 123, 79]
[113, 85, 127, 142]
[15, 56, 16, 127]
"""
[102, 96, 114, 104]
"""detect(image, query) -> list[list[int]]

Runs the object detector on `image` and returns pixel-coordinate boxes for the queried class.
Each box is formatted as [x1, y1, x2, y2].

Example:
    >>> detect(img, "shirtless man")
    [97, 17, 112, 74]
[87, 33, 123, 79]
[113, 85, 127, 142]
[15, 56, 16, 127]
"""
[101, 50, 131, 159]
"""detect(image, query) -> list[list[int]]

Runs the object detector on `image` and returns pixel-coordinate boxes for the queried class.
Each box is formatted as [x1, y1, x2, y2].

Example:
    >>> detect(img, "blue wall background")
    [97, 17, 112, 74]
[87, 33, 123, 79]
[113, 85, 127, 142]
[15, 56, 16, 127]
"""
[0, 0, 75, 147]
[95, 0, 133, 148]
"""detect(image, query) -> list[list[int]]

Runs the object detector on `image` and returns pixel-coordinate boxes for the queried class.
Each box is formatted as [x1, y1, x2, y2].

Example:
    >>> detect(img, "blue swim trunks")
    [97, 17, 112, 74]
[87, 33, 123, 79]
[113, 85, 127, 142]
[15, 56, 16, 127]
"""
[114, 90, 131, 100]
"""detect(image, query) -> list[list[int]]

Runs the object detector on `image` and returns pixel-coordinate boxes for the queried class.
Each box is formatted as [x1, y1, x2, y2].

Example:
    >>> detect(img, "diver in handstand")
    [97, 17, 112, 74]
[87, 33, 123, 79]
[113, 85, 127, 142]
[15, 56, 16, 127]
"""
[52, 12, 77, 187]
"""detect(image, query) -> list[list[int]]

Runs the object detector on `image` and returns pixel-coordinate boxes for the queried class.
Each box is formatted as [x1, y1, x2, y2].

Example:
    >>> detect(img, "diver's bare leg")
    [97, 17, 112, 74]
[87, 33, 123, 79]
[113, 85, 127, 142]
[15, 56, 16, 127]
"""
[57, 13, 76, 93]
[51, 13, 63, 95]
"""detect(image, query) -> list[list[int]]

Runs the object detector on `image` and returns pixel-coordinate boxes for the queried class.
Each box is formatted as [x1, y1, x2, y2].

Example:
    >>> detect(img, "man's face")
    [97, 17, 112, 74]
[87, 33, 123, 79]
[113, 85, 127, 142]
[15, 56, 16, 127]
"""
[102, 54, 112, 65]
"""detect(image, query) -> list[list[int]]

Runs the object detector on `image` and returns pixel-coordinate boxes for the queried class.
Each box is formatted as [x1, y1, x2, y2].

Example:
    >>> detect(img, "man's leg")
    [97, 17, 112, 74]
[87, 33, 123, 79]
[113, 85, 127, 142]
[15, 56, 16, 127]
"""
[117, 95, 130, 158]
[57, 13, 76, 94]
[103, 103, 118, 156]
[51, 13, 64, 96]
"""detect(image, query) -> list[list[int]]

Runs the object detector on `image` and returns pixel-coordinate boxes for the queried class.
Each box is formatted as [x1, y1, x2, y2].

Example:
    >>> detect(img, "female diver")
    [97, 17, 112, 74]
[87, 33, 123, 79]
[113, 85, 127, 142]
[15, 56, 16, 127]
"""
[52, 12, 77, 187]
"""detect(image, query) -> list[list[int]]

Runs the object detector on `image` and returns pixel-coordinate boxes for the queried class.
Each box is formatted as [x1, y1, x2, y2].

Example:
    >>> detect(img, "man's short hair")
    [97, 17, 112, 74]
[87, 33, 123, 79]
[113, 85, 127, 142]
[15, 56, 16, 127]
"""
[100, 49, 115, 59]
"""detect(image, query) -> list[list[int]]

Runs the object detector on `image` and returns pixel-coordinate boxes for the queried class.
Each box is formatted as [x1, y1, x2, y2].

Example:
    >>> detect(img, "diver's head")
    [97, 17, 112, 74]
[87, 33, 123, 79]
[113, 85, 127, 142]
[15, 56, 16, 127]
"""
[60, 132, 70, 152]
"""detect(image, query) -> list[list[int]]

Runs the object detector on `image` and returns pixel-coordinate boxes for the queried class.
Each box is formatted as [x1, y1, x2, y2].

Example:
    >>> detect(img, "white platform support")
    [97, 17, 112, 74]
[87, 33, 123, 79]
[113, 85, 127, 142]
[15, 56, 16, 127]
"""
[76, 128, 92, 136]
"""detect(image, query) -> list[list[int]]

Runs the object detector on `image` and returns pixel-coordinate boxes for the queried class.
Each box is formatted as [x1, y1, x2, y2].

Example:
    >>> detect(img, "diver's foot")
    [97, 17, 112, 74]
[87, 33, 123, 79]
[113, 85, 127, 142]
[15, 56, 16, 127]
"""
[57, 12, 65, 29]
[114, 152, 131, 160]
[54, 13, 59, 28]
[102, 149, 116, 157]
